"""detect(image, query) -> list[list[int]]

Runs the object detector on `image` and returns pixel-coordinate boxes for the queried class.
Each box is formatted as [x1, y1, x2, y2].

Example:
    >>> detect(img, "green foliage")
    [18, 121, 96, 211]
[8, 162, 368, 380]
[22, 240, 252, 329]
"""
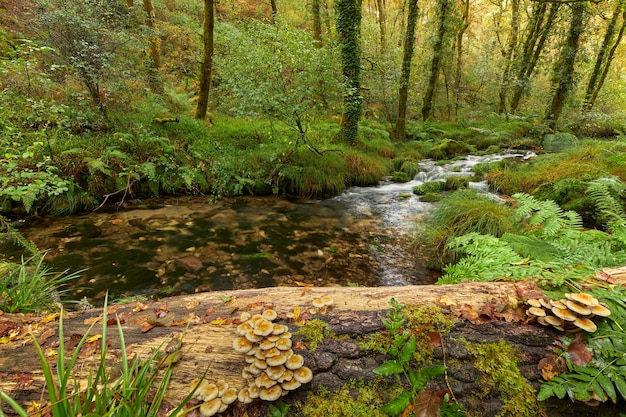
[301, 383, 387, 417]
[0, 296, 191, 416]
[542, 132, 579, 152]
[537, 287, 626, 404]
[466, 341, 540, 417]
[372, 299, 449, 416]
[294, 319, 330, 352]
[268, 400, 291, 417]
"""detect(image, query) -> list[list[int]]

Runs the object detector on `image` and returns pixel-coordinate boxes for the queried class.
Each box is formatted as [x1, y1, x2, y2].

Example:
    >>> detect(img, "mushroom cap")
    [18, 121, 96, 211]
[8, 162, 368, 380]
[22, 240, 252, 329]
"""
[544, 315, 564, 328]
[216, 379, 229, 396]
[550, 299, 567, 309]
[253, 319, 275, 336]
[565, 293, 599, 307]
[551, 307, 578, 322]
[265, 347, 282, 358]
[275, 337, 293, 351]
[262, 309, 278, 321]
[259, 385, 283, 401]
[245, 330, 264, 343]
[221, 387, 238, 405]
[565, 300, 591, 316]
[539, 298, 552, 309]
[285, 353, 304, 370]
[255, 373, 277, 388]
[272, 324, 288, 335]
[248, 384, 260, 399]
[259, 339, 276, 350]
[266, 334, 281, 342]
[238, 387, 253, 404]
[281, 377, 301, 391]
[233, 337, 253, 353]
[312, 298, 326, 308]
[240, 311, 252, 321]
[266, 352, 288, 367]
[590, 304, 611, 317]
[527, 299, 542, 308]
[199, 383, 219, 402]
[249, 314, 264, 326]
[254, 358, 268, 370]
[266, 365, 287, 380]
[573, 317, 597, 332]
[527, 306, 546, 317]
[246, 363, 263, 376]
[255, 349, 266, 360]
[320, 295, 334, 306]
[199, 398, 222, 417]
[293, 366, 313, 384]
[191, 379, 208, 397]
[278, 369, 294, 383]
[236, 321, 252, 336]
[536, 316, 549, 326]
[218, 402, 228, 413]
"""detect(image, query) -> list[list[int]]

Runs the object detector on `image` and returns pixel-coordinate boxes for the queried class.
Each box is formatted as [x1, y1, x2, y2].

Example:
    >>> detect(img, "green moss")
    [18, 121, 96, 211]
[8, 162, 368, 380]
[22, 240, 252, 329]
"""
[465, 341, 541, 417]
[300, 381, 389, 417]
[294, 319, 330, 351]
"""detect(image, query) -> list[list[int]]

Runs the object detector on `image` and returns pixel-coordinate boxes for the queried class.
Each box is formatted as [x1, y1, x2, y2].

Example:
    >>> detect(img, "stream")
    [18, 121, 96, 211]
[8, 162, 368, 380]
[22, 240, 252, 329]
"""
[1, 152, 533, 304]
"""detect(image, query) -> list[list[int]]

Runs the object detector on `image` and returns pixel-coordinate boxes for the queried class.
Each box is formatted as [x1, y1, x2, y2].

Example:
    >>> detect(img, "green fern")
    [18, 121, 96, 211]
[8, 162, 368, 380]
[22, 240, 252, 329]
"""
[513, 193, 582, 236]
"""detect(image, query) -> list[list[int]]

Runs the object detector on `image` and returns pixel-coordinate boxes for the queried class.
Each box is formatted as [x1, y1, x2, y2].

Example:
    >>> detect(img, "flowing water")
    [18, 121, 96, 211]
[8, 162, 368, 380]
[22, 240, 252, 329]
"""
[1, 152, 533, 303]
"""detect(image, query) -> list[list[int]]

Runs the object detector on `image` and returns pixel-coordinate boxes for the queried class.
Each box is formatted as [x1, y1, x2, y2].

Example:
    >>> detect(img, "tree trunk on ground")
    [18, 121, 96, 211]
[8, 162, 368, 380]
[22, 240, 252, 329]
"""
[583, 2, 625, 111]
[395, 0, 419, 141]
[335, 0, 363, 145]
[497, 0, 519, 114]
[545, 2, 585, 127]
[195, 0, 214, 120]
[2, 270, 626, 417]
[422, 0, 449, 121]
[509, 2, 560, 113]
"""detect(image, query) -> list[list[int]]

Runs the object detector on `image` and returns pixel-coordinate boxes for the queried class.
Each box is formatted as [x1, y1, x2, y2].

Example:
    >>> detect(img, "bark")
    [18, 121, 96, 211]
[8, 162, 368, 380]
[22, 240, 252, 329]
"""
[395, 0, 419, 141]
[583, 2, 625, 111]
[195, 0, 215, 120]
[270, 0, 278, 24]
[422, 0, 449, 121]
[509, 2, 560, 113]
[311, 0, 323, 45]
[375, 0, 387, 53]
[143, 0, 160, 68]
[545, 2, 585, 126]
[335, 0, 363, 145]
[2, 270, 626, 417]
[497, 0, 519, 114]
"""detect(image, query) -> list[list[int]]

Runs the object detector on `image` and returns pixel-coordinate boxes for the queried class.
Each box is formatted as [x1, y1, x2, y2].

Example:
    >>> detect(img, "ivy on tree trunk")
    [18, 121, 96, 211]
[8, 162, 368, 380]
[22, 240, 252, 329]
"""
[422, 0, 449, 121]
[196, 0, 214, 120]
[335, 0, 362, 145]
[395, 0, 419, 141]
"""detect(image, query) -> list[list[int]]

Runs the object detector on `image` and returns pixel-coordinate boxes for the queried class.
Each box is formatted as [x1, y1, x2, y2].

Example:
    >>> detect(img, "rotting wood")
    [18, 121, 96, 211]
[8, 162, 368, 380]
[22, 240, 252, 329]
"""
[0, 268, 624, 412]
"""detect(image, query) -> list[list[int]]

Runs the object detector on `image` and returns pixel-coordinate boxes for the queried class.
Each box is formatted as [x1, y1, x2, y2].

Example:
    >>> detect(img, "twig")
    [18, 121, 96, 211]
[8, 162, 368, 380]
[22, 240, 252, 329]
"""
[93, 180, 136, 212]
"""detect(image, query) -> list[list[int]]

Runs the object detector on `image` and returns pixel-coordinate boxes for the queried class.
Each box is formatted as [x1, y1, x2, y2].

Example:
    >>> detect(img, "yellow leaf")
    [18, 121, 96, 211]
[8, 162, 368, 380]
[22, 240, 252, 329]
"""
[86, 334, 102, 343]
[27, 401, 41, 413]
[45, 348, 57, 358]
[0, 336, 11, 344]
[41, 313, 59, 324]
[186, 300, 200, 310]
[133, 301, 148, 312]
[292, 306, 301, 320]
[210, 318, 227, 325]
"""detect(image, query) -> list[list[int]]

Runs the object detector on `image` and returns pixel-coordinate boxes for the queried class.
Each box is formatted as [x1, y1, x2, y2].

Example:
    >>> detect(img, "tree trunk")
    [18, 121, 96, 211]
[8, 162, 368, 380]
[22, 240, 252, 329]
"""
[375, 0, 387, 53]
[270, 0, 278, 24]
[195, 0, 214, 120]
[143, 0, 163, 94]
[335, 0, 363, 145]
[311, 0, 323, 45]
[583, 2, 625, 111]
[453, 0, 470, 117]
[509, 2, 560, 113]
[544, 2, 585, 127]
[422, 0, 449, 121]
[497, 0, 519, 114]
[395, 0, 419, 141]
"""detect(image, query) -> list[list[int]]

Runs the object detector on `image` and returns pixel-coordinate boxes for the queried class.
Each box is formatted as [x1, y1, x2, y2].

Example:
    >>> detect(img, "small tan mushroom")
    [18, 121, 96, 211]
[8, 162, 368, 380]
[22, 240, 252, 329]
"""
[526, 299, 542, 308]
[233, 337, 253, 353]
[236, 321, 253, 336]
[281, 377, 302, 391]
[320, 295, 334, 306]
[278, 369, 294, 383]
[266, 352, 288, 367]
[255, 349, 266, 360]
[573, 317, 597, 333]
[216, 379, 229, 396]
[536, 316, 549, 326]
[293, 366, 313, 384]
[266, 334, 281, 342]
[262, 309, 278, 321]
[565, 300, 591, 316]
[285, 353, 305, 370]
[248, 384, 260, 399]
[527, 306, 546, 317]
[550, 299, 567, 309]
[221, 387, 238, 405]
[266, 365, 287, 381]
[565, 292, 599, 307]
[246, 363, 263, 376]
[312, 298, 326, 309]
[253, 319, 275, 336]
[254, 358, 268, 370]
[539, 298, 552, 309]
[275, 337, 292, 351]
[265, 347, 282, 358]
[590, 304, 611, 317]
[272, 324, 288, 335]
[259, 339, 276, 350]
[255, 373, 277, 389]
[218, 402, 228, 413]
[199, 398, 222, 417]
[199, 383, 219, 402]
[544, 315, 564, 328]
[240, 311, 252, 321]
[238, 387, 253, 404]
[552, 307, 578, 322]
[245, 330, 264, 343]
[259, 385, 283, 401]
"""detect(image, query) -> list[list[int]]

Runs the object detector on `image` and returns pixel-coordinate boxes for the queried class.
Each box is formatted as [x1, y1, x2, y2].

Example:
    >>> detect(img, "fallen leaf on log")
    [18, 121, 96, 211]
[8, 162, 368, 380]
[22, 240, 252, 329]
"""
[133, 301, 148, 312]
[568, 333, 592, 366]
[40, 313, 59, 324]
[537, 354, 567, 381]
[12, 373, 34, 389]
[36, 328, 56, 345]
[413, 389, 447, 417]
[186, 300, 200, 310]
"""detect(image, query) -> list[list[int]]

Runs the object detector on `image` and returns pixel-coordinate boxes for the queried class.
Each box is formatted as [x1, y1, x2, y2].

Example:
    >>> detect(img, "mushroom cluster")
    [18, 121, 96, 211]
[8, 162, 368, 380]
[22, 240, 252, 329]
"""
[190, 378, 239, 417]
[526, 292, 610, 333]
[233, 309, 313, 403]
[311, 296, 334, 313]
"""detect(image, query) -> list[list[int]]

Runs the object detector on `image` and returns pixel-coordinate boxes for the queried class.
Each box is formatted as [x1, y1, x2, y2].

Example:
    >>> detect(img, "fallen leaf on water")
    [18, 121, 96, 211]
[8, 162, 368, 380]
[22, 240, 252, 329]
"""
[186, 300, 200, 310]
[40, 313, 59, 324]
[0, 336, 11, 344]
[78, 342, 98, 359]
[568, 332, 592, 366]
[133, 301, 148, 312]
[147, 313, 174, 327]
[45, 348, 57, 358]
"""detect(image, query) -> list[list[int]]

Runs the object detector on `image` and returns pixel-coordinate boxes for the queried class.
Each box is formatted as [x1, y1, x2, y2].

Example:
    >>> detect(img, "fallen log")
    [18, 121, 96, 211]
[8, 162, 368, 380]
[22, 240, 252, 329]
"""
[0, 273, 624, 416]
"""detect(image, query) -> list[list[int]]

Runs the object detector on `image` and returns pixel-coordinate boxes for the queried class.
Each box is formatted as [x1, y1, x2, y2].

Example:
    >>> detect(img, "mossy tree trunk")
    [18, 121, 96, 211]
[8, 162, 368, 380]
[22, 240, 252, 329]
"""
[270, 0, 278, 24]
[422, 0, 450, 121]
[544, 1, 586, 127]
[143, 0, 163, 94]
[195, 0, 214, 120]
[497, 0, 519, 115]
[452, 0, 470, 117]
[311, 0, 323, 45]
[395, 0, 419, 141]
[335, 0, 363, 145]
